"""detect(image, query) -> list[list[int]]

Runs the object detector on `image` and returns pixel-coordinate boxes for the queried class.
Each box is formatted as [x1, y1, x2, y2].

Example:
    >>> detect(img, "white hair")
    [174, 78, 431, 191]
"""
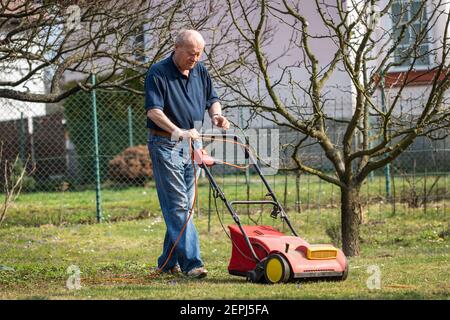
[175, 29, 205, 47]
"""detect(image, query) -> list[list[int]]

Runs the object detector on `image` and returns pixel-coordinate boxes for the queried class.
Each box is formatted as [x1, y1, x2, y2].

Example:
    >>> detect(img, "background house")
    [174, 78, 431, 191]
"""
[1, 0, 448, 189]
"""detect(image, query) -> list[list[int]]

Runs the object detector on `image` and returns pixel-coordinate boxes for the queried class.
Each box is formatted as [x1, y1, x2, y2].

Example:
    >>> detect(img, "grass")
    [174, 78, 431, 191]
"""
[0, 175, 449, 299]
[4, 173, 449, 227]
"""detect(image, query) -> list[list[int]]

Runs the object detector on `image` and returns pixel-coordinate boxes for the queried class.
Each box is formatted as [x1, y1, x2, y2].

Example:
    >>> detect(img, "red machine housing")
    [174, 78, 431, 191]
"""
[228, 225, 348, 280]
[192, 140, 348, 283]
[193, 148, 215, 166]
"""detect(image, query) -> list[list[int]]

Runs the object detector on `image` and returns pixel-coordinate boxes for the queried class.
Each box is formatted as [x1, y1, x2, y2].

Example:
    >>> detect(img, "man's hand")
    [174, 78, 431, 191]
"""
[186, 128, 200, 140]
[211, 114, 230, 130]
[172, 128, 200, 141]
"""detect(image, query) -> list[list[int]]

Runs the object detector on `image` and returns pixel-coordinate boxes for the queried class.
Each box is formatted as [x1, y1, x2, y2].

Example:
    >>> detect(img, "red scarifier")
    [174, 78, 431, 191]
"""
[194, 134, 348, 284]
[227, 225, 347, 282]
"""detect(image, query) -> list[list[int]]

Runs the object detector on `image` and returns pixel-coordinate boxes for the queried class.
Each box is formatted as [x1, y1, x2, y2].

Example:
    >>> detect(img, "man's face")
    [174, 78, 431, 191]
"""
[173, 41, 204, 71]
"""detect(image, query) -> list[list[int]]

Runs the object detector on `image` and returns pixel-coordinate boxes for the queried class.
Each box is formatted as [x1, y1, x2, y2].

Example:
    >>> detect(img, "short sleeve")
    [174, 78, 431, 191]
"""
[144, 71, 165, 111]
[205, 70, 220, 110]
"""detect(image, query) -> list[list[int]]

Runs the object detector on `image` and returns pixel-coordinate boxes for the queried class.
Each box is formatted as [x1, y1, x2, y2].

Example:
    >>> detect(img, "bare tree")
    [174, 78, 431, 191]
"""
[209, 0, 450, 256]
[0, 0, 222, 102]
[0, 143, 32, 226]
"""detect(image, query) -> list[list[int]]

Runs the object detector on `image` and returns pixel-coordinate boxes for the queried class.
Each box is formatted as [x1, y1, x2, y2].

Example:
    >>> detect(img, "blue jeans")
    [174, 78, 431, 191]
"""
[147, 133, 203, 273]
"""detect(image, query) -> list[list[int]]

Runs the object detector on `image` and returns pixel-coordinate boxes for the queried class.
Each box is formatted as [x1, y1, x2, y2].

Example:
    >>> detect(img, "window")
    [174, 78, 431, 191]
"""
[391, 0, 430, 68]
[132, 23, 146, 63]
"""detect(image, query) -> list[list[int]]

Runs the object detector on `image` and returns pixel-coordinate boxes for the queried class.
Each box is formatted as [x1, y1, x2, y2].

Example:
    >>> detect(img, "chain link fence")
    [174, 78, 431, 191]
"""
[0, 90, 449, 227]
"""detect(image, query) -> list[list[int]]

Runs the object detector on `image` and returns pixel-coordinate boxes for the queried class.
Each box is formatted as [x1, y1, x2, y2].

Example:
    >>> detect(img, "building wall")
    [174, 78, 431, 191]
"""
[219, 0, 354, 127]
[0, 58, 47, 122]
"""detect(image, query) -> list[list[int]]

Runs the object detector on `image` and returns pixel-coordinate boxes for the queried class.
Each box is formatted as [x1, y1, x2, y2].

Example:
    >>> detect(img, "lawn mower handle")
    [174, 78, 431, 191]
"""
[198, 133, 278, 206]
[197, 133, 299, 238]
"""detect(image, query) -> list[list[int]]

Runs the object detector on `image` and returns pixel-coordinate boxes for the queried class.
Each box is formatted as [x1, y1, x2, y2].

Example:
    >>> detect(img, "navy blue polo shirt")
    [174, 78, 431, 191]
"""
[144, 52, 219, 131]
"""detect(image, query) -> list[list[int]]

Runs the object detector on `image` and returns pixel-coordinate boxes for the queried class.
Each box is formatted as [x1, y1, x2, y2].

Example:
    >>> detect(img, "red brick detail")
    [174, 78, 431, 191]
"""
[383, 69, 448, 87]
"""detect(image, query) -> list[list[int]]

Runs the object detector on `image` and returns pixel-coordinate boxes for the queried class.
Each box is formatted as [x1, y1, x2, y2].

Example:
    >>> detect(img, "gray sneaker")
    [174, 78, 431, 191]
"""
[185, 267, 208, 279]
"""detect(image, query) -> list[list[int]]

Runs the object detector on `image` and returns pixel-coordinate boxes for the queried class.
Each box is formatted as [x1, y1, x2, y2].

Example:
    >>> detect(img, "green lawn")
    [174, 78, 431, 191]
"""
[0, 175, 449, 299]
[4, 173, 449, 227]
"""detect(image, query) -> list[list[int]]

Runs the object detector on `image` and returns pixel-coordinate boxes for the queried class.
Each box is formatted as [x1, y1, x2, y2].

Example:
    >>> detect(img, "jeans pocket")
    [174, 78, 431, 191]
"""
[151, 135, 177, 147]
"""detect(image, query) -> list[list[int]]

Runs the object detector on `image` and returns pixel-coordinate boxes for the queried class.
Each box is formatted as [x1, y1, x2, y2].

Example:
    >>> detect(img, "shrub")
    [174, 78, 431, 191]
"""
[108, 145, 153, 186]
[1, 158, 36, 193]
[15, 160, 34, 191]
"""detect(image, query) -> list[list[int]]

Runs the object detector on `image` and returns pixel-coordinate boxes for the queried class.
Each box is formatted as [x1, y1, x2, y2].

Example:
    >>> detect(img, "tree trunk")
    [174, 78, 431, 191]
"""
[341, 184, 362, 256]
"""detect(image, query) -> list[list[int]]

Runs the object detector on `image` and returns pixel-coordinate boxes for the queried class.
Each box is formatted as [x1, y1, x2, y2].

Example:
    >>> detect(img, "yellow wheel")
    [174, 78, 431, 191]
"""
[264, 254, 291, 284]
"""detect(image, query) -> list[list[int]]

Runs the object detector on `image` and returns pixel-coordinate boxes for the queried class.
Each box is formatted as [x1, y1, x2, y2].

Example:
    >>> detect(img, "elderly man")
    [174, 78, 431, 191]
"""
[145, 29, 229, 278]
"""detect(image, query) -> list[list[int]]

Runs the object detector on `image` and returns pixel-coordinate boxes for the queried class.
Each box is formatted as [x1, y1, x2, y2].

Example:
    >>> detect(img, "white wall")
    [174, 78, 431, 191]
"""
[0, 58, 47, 124]
[270, 0, 353, 113]
[219, 0, 354, 127]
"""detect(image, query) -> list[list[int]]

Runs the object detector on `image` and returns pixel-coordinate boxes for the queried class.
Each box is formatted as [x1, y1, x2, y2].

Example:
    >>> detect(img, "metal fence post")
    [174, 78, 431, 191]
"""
[128, 106, 134, 147]
[19, 112, 25, 162]
[368, 99, 374, 182]
[91, 73, 103, 222]
[380, 70, 391, 199]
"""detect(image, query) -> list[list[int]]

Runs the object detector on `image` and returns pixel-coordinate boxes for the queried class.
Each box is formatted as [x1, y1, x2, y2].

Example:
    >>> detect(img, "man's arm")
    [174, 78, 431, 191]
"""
[147, 109, 180, 135]
[147, 109, 199, 140]
[208, 101, 229, 130]
[208, 101, 222, 118]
